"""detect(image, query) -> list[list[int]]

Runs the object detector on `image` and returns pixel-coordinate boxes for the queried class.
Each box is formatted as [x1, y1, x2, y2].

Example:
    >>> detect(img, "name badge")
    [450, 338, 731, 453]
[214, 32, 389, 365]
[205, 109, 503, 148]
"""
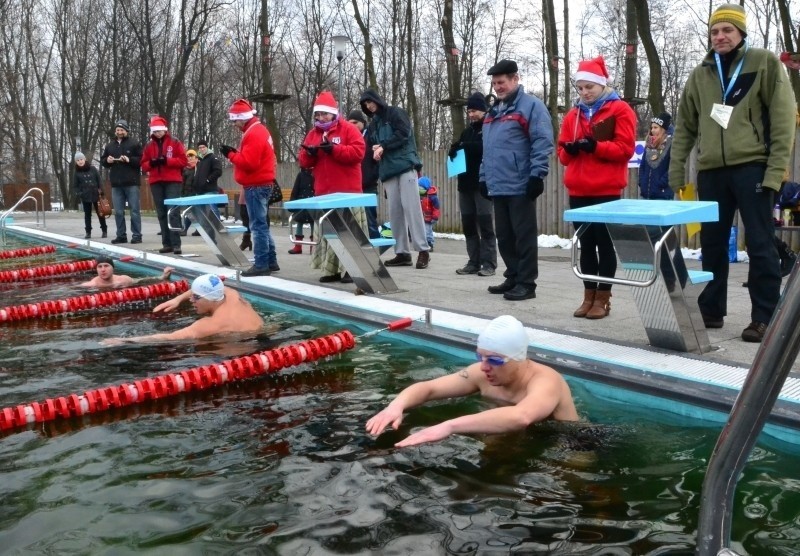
[710, 103, 733, 129]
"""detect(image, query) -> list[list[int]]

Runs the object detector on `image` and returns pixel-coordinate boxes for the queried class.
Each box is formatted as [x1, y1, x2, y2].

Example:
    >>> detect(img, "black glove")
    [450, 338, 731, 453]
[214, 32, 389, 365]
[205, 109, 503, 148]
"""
[150, 157, 164, 167]
[302, 145, 318, 156]
[576, 137, 597, 153]
[448, 142, 460, 160]
[559, 141, 580, 156]
[219, 144, 236, 157]
[527, 177, 544, 200]
[319, 142, 334, 154]
[479, 181, 491, 200]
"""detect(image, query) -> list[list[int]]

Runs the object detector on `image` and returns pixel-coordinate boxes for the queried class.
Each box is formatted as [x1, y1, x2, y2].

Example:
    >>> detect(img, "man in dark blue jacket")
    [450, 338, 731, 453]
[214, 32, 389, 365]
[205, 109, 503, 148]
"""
[347, 110, 381, 239]
[360, 88, 431, 269]
[194, 140, 224, 219]
[480, 60, 554, 301]
[100, 119, 143, 244]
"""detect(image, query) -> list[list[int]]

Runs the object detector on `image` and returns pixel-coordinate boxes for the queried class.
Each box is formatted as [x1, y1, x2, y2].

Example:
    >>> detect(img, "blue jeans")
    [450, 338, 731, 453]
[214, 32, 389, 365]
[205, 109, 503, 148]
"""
[244, 185, 277, 268]
[111, 185, 142, 240]
[151, 182, 182, 249]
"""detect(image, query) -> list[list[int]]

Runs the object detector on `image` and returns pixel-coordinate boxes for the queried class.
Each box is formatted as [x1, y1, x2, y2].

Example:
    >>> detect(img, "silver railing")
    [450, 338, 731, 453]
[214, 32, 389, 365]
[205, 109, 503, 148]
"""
[0, 187, 46, 243]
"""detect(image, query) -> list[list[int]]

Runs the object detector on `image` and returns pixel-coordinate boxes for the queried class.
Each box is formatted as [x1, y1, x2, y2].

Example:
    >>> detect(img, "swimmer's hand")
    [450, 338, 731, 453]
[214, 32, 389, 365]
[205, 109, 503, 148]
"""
[365, 405, 405, 436]
[161, 266, 174, 280]
[101, 337, 128, 346]
[394, 422, 452, 448]
[153, 297, 182, 313]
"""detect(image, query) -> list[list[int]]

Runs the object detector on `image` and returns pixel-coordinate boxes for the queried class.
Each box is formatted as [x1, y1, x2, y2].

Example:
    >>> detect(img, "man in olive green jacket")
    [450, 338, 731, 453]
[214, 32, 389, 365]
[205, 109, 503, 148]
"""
[669, 3, 796, 343]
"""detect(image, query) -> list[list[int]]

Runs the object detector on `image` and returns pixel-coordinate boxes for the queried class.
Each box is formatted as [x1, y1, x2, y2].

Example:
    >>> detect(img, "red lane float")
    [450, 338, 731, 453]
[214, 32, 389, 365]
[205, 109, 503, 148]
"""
[0, 259, 97, 283]
[0, 245, 57, 259]
[0, 330, 356, 431]
[0, 280, 190, 322]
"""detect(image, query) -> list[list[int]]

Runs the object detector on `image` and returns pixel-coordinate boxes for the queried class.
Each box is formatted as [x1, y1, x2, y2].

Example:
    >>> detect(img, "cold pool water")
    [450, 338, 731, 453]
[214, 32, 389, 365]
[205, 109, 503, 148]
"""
[0, 244, 798, 554]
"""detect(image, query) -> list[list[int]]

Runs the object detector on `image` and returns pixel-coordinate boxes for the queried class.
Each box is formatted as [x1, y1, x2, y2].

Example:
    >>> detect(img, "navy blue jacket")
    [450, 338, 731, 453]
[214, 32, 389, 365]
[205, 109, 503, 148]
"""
[638, 134, 673, 200]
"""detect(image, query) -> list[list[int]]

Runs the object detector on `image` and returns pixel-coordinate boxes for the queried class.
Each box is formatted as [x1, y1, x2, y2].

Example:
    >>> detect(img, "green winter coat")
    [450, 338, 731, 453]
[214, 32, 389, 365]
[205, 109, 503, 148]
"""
[669, 45, 796, 193]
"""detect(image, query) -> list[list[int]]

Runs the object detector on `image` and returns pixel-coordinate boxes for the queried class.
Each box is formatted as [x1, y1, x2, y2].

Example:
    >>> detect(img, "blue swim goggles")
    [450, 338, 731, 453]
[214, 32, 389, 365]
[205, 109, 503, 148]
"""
[475, 352, 509, 366]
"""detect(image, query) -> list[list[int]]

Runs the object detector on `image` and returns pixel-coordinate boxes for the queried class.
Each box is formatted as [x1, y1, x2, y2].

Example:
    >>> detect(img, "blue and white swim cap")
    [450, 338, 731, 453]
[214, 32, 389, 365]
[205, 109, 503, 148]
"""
[191, 274, 224, 301]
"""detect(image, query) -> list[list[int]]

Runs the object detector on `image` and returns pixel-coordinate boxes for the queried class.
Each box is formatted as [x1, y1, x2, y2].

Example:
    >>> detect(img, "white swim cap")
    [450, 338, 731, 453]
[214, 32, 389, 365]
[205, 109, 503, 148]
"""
[191, 274, 224, 301]
[476, 315, 529, 361]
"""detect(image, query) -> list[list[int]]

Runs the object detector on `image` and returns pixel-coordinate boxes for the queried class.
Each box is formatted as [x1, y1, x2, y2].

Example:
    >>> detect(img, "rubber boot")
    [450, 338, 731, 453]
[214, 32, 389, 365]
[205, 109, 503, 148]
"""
[239, 232, 252, 251]
[586, 290, 612, 319]
[288, 235, 303, 254]
[573, 289, 596, 318]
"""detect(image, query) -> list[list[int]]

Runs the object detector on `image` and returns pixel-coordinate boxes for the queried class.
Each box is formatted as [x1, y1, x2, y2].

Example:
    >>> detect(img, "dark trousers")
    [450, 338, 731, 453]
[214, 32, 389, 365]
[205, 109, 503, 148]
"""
[82, 201, 107, 234]
[151, 182, 182, 249]
[493, 194, 538, 287]
[646, 225, 688, 287]
[459, 189, 497, 270]
[697, 164, 779, 323]
[570, 195, 620, 291]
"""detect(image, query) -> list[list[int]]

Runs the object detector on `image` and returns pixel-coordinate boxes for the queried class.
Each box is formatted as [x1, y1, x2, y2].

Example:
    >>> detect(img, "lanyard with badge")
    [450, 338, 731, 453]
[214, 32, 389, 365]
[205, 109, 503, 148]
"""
[711, 44, 747, 129]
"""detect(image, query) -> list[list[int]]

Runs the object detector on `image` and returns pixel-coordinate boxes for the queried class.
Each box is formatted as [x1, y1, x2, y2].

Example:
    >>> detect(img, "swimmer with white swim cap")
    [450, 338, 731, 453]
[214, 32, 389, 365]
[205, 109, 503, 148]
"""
[366, 315, 579, 447]
[101, 273, 263, 345]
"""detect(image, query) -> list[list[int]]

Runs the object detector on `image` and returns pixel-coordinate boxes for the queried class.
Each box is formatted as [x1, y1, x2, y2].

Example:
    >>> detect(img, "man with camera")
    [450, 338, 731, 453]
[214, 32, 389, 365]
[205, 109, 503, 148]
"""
[100, 119, 144, 244]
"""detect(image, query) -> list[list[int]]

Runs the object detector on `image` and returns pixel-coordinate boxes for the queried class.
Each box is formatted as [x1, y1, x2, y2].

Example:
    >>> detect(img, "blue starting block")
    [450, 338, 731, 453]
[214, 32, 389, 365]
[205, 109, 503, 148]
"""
[564, 199, 719, 354]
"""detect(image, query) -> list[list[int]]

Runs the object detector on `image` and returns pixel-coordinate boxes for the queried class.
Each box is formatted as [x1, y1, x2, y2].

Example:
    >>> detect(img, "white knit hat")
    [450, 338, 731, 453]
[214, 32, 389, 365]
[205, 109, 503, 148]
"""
[476, 315, 529, 361]
[191, 274, 225, 301]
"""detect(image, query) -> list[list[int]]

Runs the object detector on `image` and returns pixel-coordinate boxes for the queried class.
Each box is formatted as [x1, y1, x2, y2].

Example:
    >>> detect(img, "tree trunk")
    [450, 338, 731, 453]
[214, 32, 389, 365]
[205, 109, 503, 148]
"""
[622, 0, 638, 103]
[776, 0, 800, 109]
[542, 0, 559, 138]
[404, 0, 421, 148]
[351, 0, 377, 91]
[632, 0, 663, 115]
[260, 0, 282, 161]
[441, 0, 465, 141]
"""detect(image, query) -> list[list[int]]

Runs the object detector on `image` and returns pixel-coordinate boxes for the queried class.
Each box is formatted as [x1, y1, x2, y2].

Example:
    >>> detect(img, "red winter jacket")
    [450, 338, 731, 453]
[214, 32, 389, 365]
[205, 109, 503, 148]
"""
[557, 93, 636, 197]
[228, 118, 277, 187]
[141, 133, 187, 184]
[297, 119, 364, 195]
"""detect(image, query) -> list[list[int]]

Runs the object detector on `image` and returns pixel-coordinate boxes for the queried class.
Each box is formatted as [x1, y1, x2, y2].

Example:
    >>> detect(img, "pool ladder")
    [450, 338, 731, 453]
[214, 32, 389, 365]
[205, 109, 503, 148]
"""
[696, 258, 800, 555]
[0, 187, 46, 243]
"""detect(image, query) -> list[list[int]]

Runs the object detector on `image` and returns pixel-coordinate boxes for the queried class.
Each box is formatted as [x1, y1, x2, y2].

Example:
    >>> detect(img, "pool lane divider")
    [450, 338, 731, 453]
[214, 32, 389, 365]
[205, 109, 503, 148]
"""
[0, 245, 58, 259]
[0, 259, 97, 282]
[0, 330, 357, 432]
[0, 279, 189, 322]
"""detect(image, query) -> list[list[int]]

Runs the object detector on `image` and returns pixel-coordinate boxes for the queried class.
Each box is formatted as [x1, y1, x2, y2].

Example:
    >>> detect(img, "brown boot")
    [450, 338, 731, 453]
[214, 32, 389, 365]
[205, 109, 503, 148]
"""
[288, 235, 303, 254]
[586, 290, 612, 319]
[239, 233, 252, 251]
[573, 289, 596, 318]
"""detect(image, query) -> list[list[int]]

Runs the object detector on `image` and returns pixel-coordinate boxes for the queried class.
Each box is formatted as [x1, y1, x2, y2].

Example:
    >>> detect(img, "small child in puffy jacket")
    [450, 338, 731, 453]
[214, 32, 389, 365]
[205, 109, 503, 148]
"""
[419, 176, 440, 250]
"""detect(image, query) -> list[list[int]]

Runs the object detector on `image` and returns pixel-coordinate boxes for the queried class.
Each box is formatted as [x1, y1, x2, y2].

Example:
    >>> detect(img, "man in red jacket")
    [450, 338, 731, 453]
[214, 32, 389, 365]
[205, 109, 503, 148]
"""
[220, 99, 278, 277]
[141, 115, 188, 254]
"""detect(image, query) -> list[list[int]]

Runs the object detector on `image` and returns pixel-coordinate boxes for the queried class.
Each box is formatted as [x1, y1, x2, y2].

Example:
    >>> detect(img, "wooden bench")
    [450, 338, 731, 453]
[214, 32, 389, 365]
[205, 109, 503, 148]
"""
[564, 199, 719, 353]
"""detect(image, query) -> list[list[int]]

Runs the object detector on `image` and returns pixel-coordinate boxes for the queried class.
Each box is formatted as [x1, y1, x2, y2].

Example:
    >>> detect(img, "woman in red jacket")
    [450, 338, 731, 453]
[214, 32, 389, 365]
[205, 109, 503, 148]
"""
[298, 91, 366, 283]
[557, 56, 636, 320]
[141, 115, 188, 254]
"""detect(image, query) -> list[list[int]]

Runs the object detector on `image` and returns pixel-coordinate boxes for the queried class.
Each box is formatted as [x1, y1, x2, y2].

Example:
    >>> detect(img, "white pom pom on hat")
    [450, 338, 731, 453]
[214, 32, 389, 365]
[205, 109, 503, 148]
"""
[477, 315, 530, 361]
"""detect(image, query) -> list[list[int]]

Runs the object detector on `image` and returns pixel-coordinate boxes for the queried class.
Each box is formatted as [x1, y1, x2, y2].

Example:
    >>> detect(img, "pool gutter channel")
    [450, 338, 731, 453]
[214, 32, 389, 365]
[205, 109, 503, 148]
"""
[9, 228, 800, 438]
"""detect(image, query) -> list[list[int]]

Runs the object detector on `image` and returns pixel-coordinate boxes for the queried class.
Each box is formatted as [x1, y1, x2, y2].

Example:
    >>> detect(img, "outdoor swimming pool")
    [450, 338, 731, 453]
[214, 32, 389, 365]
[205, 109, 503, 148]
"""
[0, 239, 798, 554]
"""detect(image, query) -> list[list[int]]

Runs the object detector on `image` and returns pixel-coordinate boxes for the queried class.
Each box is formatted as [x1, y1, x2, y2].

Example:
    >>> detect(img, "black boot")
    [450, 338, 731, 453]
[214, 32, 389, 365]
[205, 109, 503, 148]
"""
[240, 232, 252, 251]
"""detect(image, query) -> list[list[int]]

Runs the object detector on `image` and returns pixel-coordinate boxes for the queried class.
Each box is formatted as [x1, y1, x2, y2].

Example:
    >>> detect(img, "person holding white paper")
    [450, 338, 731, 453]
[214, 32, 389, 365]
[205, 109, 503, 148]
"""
[449, 92, 497, 276]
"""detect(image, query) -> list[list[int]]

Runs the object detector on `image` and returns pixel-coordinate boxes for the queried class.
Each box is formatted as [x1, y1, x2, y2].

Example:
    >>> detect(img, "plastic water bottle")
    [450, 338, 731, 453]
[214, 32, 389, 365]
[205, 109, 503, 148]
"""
[774, 204, 783, 226]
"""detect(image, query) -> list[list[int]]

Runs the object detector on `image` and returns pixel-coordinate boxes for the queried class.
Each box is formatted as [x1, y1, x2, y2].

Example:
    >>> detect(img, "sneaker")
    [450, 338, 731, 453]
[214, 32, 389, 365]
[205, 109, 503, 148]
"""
[111, 237, 127, 244]
[503, 284, 536, 301]
[241, 265, 271, 277]
[742, 321, 767, 343]
[488, 279, 515, 294]
[319, 273, 342, 283]
[131, 237, 142, 244]
[416, 251, 430, 269]
[477, 266, 496, 277]
[384, 253, 413, 267]
[158, 246, 174, 254]
[456, 264, 479, 275]
[269, 263, 280, 272]
[702, 314, 724, 329]
[340, 272, 353, 284]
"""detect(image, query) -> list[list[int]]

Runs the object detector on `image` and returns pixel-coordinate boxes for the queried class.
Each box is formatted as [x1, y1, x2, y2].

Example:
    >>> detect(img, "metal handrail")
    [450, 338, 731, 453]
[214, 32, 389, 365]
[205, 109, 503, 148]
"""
[569, 223, 675, 288]
[287, 210, 328, 246]
[0, 187, 46, 242]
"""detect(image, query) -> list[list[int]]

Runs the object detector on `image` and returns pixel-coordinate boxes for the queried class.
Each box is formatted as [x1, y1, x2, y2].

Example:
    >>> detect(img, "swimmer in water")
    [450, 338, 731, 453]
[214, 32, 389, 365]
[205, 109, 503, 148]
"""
[80, 256, 173, 288]
[101, 274, 264, 344]
[366, 315, 579, 447]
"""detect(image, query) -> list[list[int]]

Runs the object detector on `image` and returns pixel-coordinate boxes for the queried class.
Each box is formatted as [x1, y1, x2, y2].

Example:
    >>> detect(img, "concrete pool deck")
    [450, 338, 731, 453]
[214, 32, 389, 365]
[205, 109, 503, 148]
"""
[6, 210, 800, 434]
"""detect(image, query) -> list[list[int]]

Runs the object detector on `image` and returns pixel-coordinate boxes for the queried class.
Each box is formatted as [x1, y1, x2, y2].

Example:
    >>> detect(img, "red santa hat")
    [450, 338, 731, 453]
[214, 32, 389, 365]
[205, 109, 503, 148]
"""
[228, 98, 257, 121]
[149, 115, 168, 133]
[312, 91, 339, 115]
[573, 56, 609, 87]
